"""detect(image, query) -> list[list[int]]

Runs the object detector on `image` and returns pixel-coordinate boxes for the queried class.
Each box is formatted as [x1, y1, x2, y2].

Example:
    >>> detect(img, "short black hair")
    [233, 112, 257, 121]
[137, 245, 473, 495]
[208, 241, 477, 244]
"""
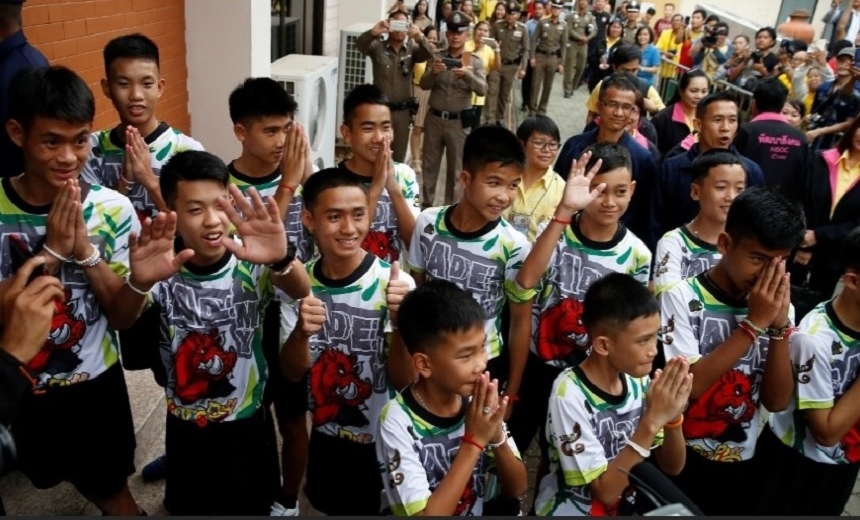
[462, 125, 526, 176]
[398, 279, 486, 355]
[301, 167, 368, 211]
[0, 3, 22, 29]
[103, 34, 160, 76]
[229, 77, 298, 124]
[8, 66, 95, 131]
[841, 227, 860, 273]
[753, 77, 788, 114]
[692, 8, 707, 18]
[704, 14, 720, 24]
[343, 84, 390, 125]
[646, 7, 656, 15]
[725, 186, 805, 251]
[582, 272, 659, 336]
[159, 150, 229, 208]
[691, 149, 745, 183]
[671, 69, 710, 105]
[516, 115, 561, 143]
[695, 89, 737, 119]
[584, 142, 632, 176]
[609, 43, 642, 67]
[599, 71, 639, 100]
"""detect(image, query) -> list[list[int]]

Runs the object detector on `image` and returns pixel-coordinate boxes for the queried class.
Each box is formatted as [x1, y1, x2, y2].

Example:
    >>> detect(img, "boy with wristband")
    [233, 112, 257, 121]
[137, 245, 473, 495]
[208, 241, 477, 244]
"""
[377, 279, 527, 516]
[658, 186, 805, 515]
[508, 144, 652, 474]
[81, 34, 204, 221]
[227, 76, 312, 516]
[535, 273, 692, 516]
[109, 150, 310, 515]
[652, 149, 746, 295]
[755, 227, 860, 516]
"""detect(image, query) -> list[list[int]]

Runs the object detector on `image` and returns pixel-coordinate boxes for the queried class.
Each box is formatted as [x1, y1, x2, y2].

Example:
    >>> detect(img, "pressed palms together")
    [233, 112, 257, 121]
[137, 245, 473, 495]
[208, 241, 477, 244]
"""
[129, 184, 288, 288]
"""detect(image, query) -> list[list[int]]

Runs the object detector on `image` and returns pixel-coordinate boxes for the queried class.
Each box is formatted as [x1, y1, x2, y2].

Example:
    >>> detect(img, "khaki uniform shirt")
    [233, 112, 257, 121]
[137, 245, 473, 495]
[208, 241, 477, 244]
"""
[420, 50, 488, 113]
[356, 30, 434, 103]
[531, 16, 567, 62]
[564, 10, 596, 46]
[491, 20, 530, 73]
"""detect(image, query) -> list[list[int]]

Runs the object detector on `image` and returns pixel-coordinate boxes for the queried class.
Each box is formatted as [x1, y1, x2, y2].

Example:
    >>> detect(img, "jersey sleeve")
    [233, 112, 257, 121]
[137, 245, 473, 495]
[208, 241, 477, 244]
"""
[652, 232, 682, 293]
[547, 375, 608, 487]
[406, 211, 430, 274]
[659, 284, 702, 363]
[504, 230, 537, 303]
[103, 196, 140, 279]
[792, 331, 835, 410]
[395, 163, 422, 217]
[377, 403, 432, 516]
[80, 133, 105, 185]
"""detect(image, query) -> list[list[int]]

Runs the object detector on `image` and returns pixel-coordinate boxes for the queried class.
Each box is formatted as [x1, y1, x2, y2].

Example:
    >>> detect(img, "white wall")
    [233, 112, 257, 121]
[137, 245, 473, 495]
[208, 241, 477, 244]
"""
[185, 0, 272, 161]
[327, 0, 390, 56]
[679, 0, 830, 37]
[324, 0, 340, 57]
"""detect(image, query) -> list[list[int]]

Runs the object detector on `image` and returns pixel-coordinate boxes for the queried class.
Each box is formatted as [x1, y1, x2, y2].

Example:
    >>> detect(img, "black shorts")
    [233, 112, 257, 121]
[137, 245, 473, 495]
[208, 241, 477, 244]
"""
[667, 444, 762, 516]
[164, 405, 280, 515]
[507, 352, 563, 456]
[12, 363, 136, 500]
[305, 429, 382, 515]
[754, 424, 860, 515]
[262, 299, 308, 419]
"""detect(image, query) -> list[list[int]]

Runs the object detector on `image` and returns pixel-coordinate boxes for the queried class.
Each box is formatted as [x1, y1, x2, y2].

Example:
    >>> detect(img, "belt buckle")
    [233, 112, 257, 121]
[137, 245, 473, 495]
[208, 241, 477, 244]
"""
[440, 110, 451, 120]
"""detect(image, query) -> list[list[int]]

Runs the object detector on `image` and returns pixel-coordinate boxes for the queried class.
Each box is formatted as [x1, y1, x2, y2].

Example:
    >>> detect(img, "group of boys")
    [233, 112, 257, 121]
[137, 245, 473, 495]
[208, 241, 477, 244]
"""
[3, 23, 860, 520]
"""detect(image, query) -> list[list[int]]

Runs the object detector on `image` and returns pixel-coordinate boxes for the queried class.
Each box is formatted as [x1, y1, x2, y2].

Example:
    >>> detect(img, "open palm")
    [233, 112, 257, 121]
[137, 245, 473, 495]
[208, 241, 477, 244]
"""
[219, 184, 288, 265]
[129, 211, 194, 286]
[562, 151, 606, 214]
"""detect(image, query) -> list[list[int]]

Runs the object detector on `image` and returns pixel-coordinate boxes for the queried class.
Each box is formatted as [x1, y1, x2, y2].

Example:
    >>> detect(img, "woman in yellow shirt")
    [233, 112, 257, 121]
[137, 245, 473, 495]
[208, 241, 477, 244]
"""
[465, 20, 499, 124]
[655, 14, 686, 80]
[410, 26, 440, 175]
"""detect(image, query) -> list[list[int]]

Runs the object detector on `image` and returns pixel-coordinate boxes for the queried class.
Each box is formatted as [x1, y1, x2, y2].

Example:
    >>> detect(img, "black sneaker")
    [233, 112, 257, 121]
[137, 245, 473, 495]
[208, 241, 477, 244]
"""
[141, 454, 167, 482]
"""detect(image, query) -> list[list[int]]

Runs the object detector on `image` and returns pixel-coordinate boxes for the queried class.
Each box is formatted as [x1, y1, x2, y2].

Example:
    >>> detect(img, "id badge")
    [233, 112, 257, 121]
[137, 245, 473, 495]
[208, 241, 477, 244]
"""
[510, 212, 531, 236]
[513, 30, 522, 38]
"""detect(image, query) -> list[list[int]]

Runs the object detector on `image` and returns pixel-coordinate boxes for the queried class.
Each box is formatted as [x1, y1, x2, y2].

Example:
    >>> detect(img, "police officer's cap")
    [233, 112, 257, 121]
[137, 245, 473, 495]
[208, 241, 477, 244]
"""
[626, 0, 641, 12]
[446, 10, 472, 32]
[506, 1, 522, 13]
[549, 1, 564, 7]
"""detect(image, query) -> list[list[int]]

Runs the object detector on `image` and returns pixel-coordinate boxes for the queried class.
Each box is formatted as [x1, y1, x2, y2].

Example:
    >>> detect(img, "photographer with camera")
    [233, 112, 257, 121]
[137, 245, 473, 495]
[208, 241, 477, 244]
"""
[692, 21, 731, 81]
[806, 46, 860, 151]
[727, 27, 780, 91]
[0, 256, 65, 515]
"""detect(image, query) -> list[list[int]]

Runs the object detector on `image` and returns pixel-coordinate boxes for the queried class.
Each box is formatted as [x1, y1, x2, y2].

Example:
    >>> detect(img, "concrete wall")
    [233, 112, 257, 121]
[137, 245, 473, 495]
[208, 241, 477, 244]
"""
[185, 0, 271, 161]
[22, 0, 191, 134]
[677, 0, 830, 37]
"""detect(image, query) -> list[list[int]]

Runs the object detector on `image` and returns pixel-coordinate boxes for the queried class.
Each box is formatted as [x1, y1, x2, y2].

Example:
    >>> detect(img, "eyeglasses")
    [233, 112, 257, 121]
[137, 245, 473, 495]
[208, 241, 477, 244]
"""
[529, 139, 560, 151]
[599, 100, 635, 113]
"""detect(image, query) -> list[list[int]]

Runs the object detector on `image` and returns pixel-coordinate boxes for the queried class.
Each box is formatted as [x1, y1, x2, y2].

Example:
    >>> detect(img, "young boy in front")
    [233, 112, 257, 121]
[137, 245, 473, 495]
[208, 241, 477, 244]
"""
[755, 227, 860, 516]
[508, 144, 651, 470]
[658, 186, 805, 515]
[407, 124, 535, 419]
[652, 149, 746, 294]
[3, 66, 142, 515]
[377, 279, 528, 516]
[109, 150, 310, 515]
[81, 33, 204, 221]
[227, 75, 313, 516]
[279, 167, 416, 515]
[535, 273, 692, 516]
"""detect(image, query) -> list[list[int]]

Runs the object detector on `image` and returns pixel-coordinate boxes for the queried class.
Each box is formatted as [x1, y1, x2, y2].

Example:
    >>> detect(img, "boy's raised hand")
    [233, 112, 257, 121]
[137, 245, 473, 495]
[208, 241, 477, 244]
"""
[128, 211, 195, 289]
[386, 261, 410, 325]
[218, 184, 288, 265]
[747, 258, 790, 330]
[45, 180, 79, 259]
[372, 135, 394, 193]
[298, 290, 326, 337]
[465, 372, 509, 446]
[280, 122, 308, 189]
[124, 126, 156, 187]
[644, 356, 692, 428]
[558, 151, 605, 220]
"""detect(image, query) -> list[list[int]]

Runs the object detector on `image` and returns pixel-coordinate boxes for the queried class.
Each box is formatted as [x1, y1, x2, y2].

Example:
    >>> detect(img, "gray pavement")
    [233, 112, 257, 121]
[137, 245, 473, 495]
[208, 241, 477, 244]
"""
[2, 72, 859, 516]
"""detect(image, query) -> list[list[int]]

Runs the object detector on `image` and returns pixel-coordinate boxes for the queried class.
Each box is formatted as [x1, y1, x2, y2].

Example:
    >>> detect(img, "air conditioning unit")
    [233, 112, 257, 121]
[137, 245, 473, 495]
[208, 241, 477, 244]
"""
[271, 54, 339, 170]
[337, 23, 375, 143]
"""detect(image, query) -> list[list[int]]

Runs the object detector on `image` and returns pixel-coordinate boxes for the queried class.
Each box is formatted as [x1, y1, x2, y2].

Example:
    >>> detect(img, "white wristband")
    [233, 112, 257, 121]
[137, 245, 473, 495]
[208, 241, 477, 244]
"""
[487, 423, 509, 450]
[626, 439, 651, 458]
[125, 275, 151, 296]
[42, 245, 71, 263]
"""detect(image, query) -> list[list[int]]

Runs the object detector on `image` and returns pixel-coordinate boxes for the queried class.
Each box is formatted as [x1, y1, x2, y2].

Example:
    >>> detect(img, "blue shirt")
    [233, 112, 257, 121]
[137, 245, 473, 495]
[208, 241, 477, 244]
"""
[1, 31, 50, 178]
[637, 44, 661, 87]
[554, 129, 659, 249]
[527, 18, 539, 39]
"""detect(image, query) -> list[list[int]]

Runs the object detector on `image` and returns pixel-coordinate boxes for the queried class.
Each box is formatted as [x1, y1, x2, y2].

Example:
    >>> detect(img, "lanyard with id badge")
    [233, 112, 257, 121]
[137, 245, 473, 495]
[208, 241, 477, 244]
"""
[508, 174, 556, 237]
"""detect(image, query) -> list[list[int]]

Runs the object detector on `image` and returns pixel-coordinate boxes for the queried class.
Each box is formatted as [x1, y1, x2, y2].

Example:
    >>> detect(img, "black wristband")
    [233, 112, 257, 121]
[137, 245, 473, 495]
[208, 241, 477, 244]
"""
[270, 242, 297, 272]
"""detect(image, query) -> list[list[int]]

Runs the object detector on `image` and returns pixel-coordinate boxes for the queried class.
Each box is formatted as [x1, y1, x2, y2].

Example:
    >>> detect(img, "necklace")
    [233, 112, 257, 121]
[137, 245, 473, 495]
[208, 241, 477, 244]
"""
[412, 385, 429, 410]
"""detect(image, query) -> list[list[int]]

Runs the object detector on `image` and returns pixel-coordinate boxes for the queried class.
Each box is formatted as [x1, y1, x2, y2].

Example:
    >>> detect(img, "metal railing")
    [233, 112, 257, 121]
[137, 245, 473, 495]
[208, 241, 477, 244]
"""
[654, 56, 754, 123]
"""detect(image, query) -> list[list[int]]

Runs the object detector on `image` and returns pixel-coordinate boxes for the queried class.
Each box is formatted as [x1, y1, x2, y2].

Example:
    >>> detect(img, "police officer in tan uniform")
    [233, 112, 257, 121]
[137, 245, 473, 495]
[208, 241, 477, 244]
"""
[620, 0, 647, 45]
[356, 9, 434, 162]
[488, 1, 529, 127]
[562, 0, 595, 97]
[529, 1, 565, 116]
[420, 10, 487, 207]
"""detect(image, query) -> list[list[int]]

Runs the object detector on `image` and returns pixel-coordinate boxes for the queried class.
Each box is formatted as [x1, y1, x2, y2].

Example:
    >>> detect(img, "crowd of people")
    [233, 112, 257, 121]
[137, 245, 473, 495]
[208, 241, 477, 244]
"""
[2, 0, 860, 517]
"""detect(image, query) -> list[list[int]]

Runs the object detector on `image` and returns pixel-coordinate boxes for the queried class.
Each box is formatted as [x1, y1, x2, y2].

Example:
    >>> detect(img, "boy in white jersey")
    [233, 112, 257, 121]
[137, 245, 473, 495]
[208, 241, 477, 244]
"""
[658, 186, 805, 515]
[279, 167, 416, 515]
[81, 33, 204, 222]
[756, 227, 860, 515]
[407, 125, 535, 424]
[227, 76, 313, 516]
[377, 279, 527, 516]
[2, 66, 142, 515]
[109, 150, 310, 515]
[535, 273, 692, 516]
[509, 144, 651, 480]
[652, 149, 746, 295]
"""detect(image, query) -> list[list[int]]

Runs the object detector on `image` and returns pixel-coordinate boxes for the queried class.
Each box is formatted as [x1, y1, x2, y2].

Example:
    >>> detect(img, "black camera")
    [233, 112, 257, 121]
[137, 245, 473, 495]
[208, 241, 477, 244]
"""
[0, 424, 16, 476]
[750, 50, 763, 62]
[702, 25, 727, 47]
[807, 113, 826, 130]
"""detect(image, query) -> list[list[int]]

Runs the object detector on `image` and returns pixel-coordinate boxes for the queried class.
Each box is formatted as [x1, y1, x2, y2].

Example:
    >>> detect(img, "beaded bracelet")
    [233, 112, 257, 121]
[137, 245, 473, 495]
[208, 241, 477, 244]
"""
[74, 247, 101, 268]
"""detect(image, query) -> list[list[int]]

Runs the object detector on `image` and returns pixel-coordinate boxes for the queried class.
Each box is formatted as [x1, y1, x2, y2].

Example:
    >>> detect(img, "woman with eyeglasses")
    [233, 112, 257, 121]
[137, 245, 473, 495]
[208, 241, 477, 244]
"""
[502, 115, 566, 242]
[649, 68, 710, 155]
